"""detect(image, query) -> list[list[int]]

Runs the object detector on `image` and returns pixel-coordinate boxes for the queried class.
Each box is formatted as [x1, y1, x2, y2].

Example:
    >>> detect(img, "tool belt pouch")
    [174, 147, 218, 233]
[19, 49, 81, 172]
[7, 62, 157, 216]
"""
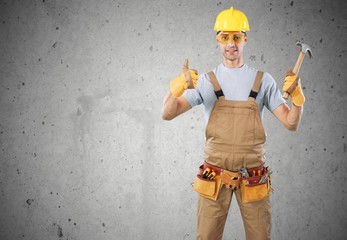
[240, 166, 273, 203]
[193, 164, 222, 201]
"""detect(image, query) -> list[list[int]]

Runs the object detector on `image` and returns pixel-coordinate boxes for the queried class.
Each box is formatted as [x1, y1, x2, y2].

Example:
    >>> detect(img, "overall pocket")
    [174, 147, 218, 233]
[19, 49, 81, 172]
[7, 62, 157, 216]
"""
[214, 106, 255, 145]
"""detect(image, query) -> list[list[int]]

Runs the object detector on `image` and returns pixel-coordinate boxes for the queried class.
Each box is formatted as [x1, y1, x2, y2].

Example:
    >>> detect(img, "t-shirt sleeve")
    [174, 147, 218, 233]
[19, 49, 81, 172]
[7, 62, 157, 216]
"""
[182, 74, 204, 107]
[263, 73, 286, 112]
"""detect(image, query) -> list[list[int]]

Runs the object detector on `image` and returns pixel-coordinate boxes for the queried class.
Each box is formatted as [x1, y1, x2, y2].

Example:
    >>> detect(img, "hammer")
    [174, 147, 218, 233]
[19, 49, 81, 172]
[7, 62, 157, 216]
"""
[283, 41, 312, 99]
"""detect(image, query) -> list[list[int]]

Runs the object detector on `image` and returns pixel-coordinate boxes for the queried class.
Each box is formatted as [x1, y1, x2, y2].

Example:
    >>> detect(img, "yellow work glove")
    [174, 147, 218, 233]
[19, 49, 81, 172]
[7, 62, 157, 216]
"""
[170, 59, 198, 98]
[282, 70, 305, 106]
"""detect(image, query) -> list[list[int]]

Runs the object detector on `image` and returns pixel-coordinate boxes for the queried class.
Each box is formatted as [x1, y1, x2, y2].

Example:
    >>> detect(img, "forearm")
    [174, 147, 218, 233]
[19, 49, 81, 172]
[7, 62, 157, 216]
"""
[162, 91, 179, 120]
[162, 91, 192, 120]
[286, 103, 303, 131]
[273, 102, 303, 131]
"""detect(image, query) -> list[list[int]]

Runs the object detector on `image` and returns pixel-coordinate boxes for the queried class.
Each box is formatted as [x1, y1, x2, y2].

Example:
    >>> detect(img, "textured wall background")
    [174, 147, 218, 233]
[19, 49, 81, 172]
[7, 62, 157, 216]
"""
[0, 0, 346, 239]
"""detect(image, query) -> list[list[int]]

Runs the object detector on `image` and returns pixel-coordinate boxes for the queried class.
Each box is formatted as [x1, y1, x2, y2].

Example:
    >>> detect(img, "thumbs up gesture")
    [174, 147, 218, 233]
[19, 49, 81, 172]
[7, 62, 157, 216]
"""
[170, 59, 198, 98]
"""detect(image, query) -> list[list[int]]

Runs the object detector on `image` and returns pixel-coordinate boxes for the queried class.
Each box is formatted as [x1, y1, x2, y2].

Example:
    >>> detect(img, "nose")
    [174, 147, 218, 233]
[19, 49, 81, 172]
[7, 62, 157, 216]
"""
[226, 40, 236, 47]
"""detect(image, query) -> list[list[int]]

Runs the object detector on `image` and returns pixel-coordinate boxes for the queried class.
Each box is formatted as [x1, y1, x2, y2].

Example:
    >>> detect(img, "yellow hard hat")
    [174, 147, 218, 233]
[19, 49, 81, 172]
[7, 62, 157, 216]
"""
[214, 7, 250, 32]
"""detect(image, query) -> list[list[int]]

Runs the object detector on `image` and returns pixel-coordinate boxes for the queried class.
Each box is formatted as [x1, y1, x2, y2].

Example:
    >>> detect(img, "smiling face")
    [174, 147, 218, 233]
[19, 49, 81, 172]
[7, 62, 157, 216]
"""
[216, 31, 248, 68]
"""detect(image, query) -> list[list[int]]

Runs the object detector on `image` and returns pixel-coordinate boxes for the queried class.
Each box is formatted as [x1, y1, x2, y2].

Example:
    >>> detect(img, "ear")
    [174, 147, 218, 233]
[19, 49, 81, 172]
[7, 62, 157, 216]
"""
[244, 35, 248, 45]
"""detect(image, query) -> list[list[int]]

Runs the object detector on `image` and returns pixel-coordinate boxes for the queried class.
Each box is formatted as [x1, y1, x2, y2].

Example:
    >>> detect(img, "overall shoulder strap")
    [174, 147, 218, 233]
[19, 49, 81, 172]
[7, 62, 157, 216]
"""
[207, 71, 225, 100]
[248, 71, 264, 101]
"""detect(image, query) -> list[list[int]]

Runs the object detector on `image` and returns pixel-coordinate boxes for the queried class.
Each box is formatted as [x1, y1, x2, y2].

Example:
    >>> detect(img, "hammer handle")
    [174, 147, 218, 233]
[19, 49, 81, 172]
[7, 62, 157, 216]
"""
[283, 51, 306, 99]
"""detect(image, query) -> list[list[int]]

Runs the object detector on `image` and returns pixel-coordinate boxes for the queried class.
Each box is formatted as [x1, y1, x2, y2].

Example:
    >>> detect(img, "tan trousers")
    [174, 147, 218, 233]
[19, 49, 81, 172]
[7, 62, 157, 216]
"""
[197, 186, 271, 240]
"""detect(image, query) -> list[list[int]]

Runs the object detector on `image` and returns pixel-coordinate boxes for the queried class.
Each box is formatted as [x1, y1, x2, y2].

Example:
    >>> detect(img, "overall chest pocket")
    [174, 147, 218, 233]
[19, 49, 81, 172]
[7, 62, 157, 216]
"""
[213, 106, 256, 145]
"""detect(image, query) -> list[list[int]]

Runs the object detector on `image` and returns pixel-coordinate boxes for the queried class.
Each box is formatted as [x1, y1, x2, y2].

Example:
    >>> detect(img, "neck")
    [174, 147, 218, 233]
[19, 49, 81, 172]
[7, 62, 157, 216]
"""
[223, 57, 244, 68]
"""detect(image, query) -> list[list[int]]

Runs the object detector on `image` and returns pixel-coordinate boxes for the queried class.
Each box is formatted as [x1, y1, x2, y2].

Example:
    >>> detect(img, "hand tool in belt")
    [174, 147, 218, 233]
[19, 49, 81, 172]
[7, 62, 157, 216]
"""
[259, 168, 273, 184]
[202, 162, 241, 190]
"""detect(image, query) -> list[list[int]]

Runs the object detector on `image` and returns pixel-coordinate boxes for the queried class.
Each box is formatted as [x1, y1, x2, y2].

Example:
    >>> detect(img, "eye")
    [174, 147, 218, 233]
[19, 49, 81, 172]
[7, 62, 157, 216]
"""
[233, 35, 241, 41]
[221, 34, 229, 40]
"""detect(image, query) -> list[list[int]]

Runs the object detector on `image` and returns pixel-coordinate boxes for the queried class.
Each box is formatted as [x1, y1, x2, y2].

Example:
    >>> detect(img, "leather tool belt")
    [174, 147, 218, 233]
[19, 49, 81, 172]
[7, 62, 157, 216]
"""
[193, 162, 273, 202]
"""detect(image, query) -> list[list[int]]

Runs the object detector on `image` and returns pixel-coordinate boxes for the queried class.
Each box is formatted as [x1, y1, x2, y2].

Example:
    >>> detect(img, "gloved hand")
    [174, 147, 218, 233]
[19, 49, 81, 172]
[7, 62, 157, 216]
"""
[282, 70, 305, 106]
[170, 59, 198, 98]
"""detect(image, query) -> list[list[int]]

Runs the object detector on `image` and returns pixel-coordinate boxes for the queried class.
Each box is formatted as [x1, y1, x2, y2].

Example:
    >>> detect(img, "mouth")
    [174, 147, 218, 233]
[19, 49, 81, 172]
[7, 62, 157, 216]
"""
[226, 48, 238, 55]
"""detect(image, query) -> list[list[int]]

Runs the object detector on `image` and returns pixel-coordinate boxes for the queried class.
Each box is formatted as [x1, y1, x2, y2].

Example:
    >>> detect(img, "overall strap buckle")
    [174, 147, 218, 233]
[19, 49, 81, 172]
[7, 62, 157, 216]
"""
[248, 71, 264, 101]
[207, 71, 225, 100]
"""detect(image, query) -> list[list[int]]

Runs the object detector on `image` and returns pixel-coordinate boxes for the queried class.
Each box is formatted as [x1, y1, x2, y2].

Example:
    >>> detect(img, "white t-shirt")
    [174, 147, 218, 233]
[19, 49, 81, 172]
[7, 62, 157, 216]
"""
[183, 63, 285, 123]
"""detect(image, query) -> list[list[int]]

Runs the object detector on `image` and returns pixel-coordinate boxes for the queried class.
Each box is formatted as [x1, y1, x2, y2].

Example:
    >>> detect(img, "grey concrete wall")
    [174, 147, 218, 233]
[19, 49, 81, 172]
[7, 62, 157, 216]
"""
[0, 0, 346, 239]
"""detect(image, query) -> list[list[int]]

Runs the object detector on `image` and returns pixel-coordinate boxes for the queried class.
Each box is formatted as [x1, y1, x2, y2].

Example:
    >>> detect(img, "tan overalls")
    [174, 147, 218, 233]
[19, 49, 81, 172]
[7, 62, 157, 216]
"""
[197, 71, 271, 240]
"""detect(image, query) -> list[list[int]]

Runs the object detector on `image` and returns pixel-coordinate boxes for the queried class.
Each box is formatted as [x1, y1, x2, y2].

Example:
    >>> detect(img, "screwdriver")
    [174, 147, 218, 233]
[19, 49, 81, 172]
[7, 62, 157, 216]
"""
[208, 171, 216, 180]
[202, 168, 211, 179]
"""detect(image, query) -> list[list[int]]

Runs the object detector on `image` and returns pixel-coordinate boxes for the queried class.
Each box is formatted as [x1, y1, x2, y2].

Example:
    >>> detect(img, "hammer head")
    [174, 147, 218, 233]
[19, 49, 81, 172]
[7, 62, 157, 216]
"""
[296, 41, 313, 58]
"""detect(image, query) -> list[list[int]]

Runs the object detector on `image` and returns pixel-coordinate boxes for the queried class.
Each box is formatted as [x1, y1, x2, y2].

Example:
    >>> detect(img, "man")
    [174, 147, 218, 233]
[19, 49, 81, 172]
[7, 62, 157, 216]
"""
[162, 6, 304, 240]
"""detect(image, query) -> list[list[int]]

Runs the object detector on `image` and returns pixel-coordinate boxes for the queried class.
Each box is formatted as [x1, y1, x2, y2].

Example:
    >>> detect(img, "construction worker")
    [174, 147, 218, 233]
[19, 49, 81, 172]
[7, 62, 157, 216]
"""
[162, 6, 304, 240]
